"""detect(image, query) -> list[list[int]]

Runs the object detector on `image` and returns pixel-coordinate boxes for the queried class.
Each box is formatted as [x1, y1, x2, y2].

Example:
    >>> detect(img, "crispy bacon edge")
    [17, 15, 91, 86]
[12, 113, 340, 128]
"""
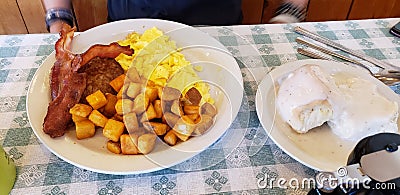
[50, 25, 75, 100]
[75, 42, 134, 71]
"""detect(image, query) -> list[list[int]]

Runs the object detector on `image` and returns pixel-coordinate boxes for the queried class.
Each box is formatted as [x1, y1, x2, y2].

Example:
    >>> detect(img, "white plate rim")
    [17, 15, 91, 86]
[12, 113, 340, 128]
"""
[255, 59, 400, 171]
[26, 19, 243, 174]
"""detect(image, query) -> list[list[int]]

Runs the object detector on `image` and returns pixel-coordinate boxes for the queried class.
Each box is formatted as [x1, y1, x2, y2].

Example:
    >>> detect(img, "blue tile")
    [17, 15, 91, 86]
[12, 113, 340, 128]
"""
[218, 36, 238, 46]
[363, 49, 386, 60]
[36, 45, 54, 56]
[253, 34, 272, 44]
[249, 145, 275, 166]
[0, 69, 9, 83]
[349, 29, 369, 39]
[317, 31, 338, 40]
[3, 127, 33, 146]
[44, 162, 74, 185]
[0, 47, 19, 58]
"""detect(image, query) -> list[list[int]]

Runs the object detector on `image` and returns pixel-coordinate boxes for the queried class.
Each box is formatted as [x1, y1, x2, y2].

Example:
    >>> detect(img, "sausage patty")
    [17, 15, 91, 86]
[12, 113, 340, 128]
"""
[78, 57, 124, 103]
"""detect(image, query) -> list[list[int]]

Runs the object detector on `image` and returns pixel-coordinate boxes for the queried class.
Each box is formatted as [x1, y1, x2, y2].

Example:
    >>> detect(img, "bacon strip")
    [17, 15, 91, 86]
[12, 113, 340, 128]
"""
[50, 25, 76, 100]
[43, 24, 134, 138]
[74, 42, 134, 71]
[43, 73, 87, 138]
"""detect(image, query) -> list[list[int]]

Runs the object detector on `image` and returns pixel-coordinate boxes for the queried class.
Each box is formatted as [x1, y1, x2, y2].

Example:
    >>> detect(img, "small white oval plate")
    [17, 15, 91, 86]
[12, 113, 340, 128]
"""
[255, 59, 400, 171]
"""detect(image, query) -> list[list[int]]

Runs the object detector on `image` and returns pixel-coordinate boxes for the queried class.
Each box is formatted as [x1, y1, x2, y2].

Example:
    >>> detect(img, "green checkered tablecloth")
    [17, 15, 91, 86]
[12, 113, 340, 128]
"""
[1, 18, 400, 195]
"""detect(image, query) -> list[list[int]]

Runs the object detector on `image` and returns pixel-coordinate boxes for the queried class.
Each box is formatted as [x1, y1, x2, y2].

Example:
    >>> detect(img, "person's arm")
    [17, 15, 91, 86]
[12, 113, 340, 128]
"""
[269, 0, 309, 23]
[43, 0, 74, 33]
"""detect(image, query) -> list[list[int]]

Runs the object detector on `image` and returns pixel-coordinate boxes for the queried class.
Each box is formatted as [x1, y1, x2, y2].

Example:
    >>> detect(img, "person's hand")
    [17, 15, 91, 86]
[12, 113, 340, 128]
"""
[49, 20, 72, 33]
[285, 0, 308, 8]
[269, 15, 300, 24]
[269, 0, 309, 24]
[43, 0, 73, 33]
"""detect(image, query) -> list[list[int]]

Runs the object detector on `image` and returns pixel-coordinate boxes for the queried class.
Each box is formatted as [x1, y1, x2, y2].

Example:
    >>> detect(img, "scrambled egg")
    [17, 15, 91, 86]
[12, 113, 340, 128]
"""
[115, 27, 212, 103]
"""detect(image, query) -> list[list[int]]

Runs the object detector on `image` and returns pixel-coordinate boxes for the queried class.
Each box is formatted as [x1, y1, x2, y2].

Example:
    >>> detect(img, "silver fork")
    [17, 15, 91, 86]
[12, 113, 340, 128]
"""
[297, 47, 400, 86]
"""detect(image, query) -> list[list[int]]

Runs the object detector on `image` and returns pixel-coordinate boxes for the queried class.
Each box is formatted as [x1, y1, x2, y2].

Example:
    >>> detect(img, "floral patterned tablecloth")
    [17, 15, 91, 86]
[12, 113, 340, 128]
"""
[1, 18, 399, 195]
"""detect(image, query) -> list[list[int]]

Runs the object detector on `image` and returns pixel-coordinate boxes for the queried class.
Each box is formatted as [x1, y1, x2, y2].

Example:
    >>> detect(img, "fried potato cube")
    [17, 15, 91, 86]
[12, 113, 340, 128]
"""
[153, 100, 163, 118]
[185, 87, 202, 105]
[172, 115, 196, 141]
[170, 100, 182, 116]
[123, 112, 139, 133]
[193, 114, 214, 136]
[172, 131, 189, 142]
[103, 93, 118, 117]
[126, 82, 142, 99]
[122, 98, 134, 113]
[88, 110, 108, 128]
[107, 141, 121, 154]
[86, 90, 108, 110]
[145, 87, 158, 102]
[143, 122, 168, 135]
[183, 105, 200, 115]
[138, 134, 157, 154]
[132, 93, 149, 114]
[126, 67, 141, 83]
[103, 119, 125, 142]
[115, 98, 134, 115]
[70, 103, 93, 117]
[75, 119, 96, 140]
[162, 112, 180, 128]
[72, 114, 87, 122]
[115, 99, 124, 115]
[164, 130, 178, 146]
[109, 74, 126, 92]
[201, 102, 217, 117]
[140, 103, 157, 122]
[120, 134, 139, 155]
[161, 86, 181, 101]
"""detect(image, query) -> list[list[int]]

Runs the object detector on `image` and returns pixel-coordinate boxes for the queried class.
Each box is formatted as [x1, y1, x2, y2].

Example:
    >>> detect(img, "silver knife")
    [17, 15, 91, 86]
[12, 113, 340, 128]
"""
[294, 26, 400, 72]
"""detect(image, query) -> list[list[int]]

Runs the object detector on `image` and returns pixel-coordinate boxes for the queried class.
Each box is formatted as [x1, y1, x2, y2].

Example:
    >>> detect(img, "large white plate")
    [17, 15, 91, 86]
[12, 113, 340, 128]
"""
[255, 59, 400, 171]
[27, 19, 243, 174]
